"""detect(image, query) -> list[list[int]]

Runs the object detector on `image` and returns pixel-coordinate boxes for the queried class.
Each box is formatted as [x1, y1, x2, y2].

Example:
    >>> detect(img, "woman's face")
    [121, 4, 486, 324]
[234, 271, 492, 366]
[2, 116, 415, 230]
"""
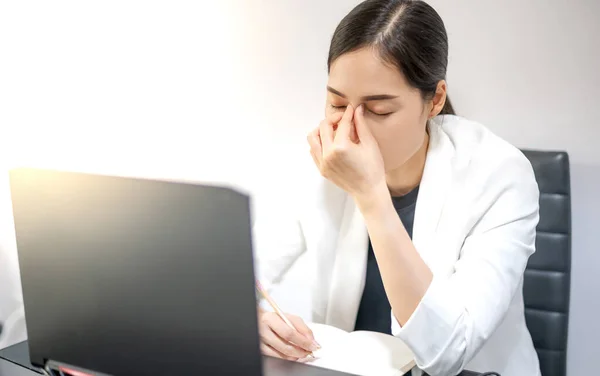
[326, 47, 432, 172]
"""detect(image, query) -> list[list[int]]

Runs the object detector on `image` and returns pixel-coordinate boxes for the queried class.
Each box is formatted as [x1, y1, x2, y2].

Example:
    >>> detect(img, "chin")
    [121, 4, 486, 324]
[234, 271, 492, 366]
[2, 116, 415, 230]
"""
[383, 158, 410, 173]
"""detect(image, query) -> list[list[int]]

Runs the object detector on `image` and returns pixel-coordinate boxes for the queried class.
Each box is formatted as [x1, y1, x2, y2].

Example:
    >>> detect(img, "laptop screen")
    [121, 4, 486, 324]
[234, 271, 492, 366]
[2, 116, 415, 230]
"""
[9, 168, 262, 375]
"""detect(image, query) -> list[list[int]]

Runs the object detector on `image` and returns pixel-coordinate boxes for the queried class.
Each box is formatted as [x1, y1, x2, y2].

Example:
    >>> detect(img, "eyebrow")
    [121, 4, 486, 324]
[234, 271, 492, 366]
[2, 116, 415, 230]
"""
[327, 86, 399, 101]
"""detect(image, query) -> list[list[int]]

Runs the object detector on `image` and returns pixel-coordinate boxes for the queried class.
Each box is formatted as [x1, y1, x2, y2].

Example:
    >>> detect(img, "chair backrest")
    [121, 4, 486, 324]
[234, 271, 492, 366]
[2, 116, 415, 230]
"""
[520, 150, 571, 376]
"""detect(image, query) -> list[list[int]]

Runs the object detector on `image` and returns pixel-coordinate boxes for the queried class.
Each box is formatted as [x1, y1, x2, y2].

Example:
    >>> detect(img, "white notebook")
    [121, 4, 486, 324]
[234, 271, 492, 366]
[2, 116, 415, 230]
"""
[302, 323, 416, 376]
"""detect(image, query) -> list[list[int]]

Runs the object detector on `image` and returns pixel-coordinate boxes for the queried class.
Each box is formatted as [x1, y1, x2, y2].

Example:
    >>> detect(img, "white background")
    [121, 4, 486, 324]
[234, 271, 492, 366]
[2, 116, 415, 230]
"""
[1, 1, 598, 374]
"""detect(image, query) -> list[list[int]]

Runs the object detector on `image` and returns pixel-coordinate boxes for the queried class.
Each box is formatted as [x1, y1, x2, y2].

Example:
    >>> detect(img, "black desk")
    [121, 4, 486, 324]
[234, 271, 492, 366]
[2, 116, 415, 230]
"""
[1, 341, 493, 376]
[0, 341, 356, 376]
[0, 356, 38, 376]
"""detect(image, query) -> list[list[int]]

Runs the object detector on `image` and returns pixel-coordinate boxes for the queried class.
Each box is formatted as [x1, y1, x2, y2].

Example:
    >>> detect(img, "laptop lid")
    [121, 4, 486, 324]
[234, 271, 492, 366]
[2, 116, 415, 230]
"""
[9, 168, 263, 375]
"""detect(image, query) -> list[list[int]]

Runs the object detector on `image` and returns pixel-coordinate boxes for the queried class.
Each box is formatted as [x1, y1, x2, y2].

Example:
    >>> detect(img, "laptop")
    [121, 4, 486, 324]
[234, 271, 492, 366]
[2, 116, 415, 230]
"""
[9, 168, 267, 375]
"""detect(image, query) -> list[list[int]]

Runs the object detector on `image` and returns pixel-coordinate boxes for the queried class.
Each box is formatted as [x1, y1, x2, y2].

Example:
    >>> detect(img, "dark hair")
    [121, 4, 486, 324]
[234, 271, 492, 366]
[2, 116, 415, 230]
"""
[327, 0, 455, 115]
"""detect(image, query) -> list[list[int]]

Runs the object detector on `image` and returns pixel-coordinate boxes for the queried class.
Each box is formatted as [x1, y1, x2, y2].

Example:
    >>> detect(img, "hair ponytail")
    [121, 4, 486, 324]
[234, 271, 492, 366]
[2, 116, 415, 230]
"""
[440, 95, 455, 115]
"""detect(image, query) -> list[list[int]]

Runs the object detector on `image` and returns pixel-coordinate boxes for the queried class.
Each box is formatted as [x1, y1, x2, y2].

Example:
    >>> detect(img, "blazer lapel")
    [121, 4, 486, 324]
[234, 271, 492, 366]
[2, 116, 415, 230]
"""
[324, 195, 369, 332]
[412, 120, 455, 271]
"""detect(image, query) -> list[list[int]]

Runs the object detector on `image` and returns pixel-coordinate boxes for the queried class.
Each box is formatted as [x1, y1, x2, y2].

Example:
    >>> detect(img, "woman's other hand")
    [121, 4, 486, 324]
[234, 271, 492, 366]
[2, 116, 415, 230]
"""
[258, 310, 320, 361]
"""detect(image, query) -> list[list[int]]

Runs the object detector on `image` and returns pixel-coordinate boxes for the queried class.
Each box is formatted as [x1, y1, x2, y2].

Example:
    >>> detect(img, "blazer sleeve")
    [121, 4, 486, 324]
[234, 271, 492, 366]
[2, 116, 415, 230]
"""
[251, 202, 307, 294]
[390, 151, 540, 376]
[0, 238, 27, 349]
[0, 171, 27, 348]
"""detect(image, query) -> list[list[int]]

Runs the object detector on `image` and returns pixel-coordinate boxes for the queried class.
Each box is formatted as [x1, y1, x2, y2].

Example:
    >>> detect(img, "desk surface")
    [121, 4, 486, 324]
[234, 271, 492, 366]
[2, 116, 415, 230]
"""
[0, 341, 356, 376]
[0, 358, 37, 376]
[0, 357, 356, 376]
[1, 342, 489, 376]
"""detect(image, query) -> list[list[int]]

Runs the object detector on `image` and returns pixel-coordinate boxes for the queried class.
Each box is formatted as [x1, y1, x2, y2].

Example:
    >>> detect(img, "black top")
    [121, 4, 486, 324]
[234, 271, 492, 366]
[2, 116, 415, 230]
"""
[354, 185, 419, 334]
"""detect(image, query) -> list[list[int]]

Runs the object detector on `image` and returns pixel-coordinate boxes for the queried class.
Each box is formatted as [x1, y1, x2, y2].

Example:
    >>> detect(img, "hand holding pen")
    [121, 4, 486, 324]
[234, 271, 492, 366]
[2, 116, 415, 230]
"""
[256, 280, 321, 361]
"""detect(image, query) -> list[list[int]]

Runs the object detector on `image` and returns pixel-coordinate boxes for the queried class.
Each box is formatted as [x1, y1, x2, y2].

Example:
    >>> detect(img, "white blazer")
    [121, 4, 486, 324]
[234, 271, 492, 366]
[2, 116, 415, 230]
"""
[253, 115, 542, 376]
[0, 167, 27, 350]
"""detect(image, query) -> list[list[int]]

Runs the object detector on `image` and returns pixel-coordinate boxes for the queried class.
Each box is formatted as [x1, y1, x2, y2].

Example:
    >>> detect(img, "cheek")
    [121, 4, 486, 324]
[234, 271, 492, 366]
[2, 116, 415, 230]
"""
[369, 113, 425, 169]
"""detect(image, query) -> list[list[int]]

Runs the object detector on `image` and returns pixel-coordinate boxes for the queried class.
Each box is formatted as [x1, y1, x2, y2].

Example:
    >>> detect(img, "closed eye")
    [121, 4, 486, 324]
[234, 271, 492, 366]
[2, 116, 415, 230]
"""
[369, 110, 393, 117]
[329, 104, 392, 117]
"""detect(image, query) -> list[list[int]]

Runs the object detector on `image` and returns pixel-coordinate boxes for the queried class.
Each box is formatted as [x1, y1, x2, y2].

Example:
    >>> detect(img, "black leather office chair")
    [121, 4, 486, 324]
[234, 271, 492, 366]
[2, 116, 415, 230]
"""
[521, 150, 571, 376]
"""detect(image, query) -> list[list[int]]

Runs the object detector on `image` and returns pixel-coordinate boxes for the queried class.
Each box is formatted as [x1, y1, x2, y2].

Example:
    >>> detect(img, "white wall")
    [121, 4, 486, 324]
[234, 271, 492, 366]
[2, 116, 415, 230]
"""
[1, 1, 598, 374]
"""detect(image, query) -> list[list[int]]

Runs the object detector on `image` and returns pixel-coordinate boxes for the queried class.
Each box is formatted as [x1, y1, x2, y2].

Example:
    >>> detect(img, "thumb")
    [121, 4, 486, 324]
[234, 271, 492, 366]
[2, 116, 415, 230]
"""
[354, 104, 375, 143]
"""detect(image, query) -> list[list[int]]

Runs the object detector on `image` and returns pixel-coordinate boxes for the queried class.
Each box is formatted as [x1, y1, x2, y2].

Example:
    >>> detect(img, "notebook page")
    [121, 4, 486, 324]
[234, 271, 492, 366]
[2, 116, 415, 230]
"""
[347, 330, 415, 374]
[304, 323, 405, 376]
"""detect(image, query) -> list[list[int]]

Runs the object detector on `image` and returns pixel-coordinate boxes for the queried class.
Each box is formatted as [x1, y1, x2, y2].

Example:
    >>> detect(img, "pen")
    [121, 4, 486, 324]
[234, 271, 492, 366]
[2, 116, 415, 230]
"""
[255, 280, 316, 359]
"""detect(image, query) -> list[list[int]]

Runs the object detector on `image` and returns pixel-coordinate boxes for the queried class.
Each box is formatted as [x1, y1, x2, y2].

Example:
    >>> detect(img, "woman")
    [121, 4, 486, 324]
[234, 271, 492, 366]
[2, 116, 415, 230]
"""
[254, 1, 541, 375]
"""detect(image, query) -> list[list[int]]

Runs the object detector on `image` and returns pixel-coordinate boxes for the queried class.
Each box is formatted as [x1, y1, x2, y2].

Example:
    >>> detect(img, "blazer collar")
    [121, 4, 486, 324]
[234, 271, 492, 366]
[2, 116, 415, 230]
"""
[323, 120, 455, 331]
[412, 120, 455, 268]
[324, 196, 369, 331]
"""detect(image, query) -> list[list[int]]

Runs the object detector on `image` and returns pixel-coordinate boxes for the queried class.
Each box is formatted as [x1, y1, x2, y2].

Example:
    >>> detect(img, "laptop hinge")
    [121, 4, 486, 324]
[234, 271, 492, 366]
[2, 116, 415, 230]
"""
[44, 359, 112, 376]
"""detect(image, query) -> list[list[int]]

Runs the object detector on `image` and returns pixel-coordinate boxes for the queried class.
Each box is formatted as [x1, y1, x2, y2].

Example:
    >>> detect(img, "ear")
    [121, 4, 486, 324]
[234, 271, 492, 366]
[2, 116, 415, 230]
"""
[428, 80, 447, 119]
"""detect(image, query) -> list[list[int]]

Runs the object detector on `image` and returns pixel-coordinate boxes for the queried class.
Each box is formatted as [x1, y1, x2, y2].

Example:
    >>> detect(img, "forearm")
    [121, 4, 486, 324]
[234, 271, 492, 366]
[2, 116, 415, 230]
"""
[355, 186, 433, 326]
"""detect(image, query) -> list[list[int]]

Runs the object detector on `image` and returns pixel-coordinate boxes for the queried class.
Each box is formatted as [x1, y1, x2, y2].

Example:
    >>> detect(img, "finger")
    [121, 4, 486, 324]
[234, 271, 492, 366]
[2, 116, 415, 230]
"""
[353, 104, 373, 143]
[260, 343, 297, 361]
[260, 319, 309, 358]
[307, 128, 323, 167]
[310, 148, 321, 170]
[288, 316, 320, 348]
[319, 119, 334, 152]
[269, 317, 318, 353]
[335, 104, 355, 142]
[261, 325, 312, 358]
[327, 111, 345, 122]
[326, 112, 344, 131]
